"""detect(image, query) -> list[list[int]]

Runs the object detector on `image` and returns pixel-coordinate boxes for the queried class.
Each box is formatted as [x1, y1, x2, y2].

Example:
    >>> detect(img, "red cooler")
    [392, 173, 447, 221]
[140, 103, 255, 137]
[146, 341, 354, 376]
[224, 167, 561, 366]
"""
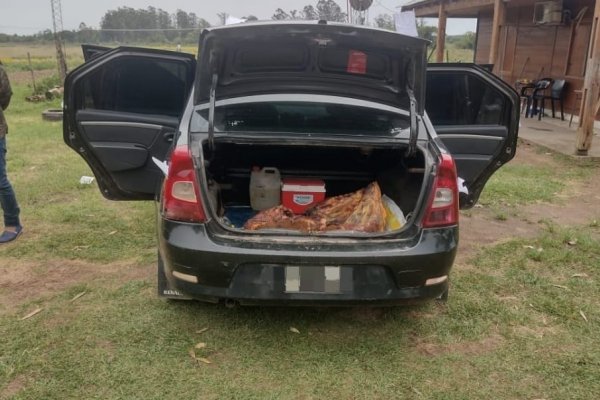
[281, 178, 326, 214]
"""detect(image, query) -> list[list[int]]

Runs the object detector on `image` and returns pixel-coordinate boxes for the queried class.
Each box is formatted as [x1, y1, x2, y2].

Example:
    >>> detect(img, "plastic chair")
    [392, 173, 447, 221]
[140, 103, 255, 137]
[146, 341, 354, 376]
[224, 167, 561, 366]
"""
[526, 78, 552, 119]
[538, 79, 567, 120]
[517, 81, 536, 115]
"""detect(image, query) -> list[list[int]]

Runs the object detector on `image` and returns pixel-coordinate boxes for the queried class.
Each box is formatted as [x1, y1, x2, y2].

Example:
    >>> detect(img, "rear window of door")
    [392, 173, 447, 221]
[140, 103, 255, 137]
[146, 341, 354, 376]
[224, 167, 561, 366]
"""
[77, 57, 190, 117]
[425, 72, 508, 125]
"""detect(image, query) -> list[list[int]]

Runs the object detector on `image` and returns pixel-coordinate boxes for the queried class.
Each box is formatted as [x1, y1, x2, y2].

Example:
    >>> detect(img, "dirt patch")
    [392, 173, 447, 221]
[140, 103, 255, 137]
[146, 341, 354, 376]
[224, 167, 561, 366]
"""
[0, 258, 152, 312]
[512, 325, 558, 339]
[1, 374, 27, 399]
[456, 143, 600, 266]
[513, 141, 559, 167]
[415, 333, 505, 356]
[344, 307, 390, 323]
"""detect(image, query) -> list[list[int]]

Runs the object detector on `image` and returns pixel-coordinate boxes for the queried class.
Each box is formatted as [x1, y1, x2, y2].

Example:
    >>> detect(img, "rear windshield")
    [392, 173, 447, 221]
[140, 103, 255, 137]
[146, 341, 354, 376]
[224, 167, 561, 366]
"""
[191, 102, 409, 136]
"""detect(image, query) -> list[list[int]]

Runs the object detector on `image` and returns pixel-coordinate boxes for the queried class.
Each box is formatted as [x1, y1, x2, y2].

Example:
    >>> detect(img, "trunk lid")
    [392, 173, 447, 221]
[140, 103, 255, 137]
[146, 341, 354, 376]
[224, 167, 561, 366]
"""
[195, 21, 428, 114]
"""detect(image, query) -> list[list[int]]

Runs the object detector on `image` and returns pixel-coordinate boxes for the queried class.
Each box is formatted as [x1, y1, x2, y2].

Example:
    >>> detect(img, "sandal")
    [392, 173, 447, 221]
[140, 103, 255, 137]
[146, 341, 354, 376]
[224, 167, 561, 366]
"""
[0, 226, 23, 244]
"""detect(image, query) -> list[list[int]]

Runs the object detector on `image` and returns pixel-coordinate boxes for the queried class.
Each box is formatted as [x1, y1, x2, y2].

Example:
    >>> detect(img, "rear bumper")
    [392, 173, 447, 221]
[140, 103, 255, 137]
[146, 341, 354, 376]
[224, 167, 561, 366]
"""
[158, 219, 458, 305]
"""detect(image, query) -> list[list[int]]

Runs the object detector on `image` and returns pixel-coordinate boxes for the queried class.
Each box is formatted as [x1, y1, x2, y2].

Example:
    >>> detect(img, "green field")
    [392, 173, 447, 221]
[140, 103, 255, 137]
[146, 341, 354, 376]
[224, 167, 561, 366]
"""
[1, 52, 599, 399]
[0, 43, 196, 73]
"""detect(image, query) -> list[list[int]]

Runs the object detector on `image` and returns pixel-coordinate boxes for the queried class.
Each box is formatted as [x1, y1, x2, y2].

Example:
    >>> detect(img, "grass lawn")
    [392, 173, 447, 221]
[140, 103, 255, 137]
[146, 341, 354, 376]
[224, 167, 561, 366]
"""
[0, 84, 156, 264]
[0, 76, 599, 399]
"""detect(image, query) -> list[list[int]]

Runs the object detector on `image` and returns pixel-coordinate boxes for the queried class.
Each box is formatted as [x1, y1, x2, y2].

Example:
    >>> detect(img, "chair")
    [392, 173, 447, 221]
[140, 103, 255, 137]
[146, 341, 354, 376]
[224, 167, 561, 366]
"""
[538, 79, 567, 120]
[517, 81, 536, 115]
[525, 78, 552, 119]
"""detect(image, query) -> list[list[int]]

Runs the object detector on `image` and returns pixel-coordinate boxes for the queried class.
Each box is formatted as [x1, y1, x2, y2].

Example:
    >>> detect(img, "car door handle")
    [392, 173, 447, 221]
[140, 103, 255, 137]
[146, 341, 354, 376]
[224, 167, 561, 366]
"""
[163, 132, 176, 143]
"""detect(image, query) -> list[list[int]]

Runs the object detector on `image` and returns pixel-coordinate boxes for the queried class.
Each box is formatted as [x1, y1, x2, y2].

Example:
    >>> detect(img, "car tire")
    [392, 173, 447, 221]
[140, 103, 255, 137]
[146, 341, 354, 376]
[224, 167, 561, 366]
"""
[157, 253, 168, 297]
[42, 109, 63, 121]
[436, 286, 449, 303]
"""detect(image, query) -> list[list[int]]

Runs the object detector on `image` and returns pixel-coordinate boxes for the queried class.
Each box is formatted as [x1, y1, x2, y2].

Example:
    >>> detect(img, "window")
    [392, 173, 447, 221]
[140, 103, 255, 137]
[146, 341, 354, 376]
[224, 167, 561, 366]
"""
[234, 44, 309, 73]
[425, 72, 506, 125]
[192, 102, 409, 135]
[77, 57, 190, 117]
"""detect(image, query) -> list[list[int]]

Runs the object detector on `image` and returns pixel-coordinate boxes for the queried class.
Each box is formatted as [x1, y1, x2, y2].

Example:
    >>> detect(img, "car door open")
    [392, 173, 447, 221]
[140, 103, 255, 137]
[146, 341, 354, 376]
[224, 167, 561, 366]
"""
[426, 63, 519, 209]
[64, 47, 195, 200]
[81, 44, 111, 61]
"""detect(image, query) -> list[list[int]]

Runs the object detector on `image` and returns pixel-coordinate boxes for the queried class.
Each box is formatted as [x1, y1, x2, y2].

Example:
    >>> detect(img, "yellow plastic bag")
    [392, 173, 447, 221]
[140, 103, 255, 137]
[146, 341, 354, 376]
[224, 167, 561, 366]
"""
[382, 195, 406, 231]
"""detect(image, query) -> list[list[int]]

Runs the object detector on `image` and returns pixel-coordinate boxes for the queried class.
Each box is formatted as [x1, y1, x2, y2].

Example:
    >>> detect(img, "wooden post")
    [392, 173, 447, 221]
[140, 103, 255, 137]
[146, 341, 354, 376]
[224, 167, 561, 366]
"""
[575, 0, 600, 155]
[436, 1, 447, 63]
[27, 52, 37, 94]
[489, 0, 506, 65]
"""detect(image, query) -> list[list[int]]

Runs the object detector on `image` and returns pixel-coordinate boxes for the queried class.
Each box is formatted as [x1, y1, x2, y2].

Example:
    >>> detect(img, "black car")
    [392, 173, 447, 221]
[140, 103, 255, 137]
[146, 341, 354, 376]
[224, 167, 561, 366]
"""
[64, 22, 519, 305]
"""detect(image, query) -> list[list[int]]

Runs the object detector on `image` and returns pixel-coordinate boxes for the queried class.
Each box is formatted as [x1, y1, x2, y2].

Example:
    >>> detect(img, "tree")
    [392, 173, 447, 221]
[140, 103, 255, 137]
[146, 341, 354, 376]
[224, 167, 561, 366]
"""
[316, 0, 346, 22]
[374, 14, 394, 30]
[416, 19, 437, 42]
[454, 31, 476, 49]
[78, 22, 99, 43]
[272, 8, 292, 20]
[302, 5, 319, 20]
[197, 18, 211, 29]
[244, 15, 259, 21]
[100, 6, 176, 42]
[176, 10, 192, 29]
[272, 1, 346, 21]
[2, 6, 208, 45]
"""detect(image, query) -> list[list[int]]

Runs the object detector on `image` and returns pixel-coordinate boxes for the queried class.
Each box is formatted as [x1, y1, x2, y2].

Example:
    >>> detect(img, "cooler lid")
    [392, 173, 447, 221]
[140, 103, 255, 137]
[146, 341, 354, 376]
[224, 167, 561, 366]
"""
[282, 178, 326, 192]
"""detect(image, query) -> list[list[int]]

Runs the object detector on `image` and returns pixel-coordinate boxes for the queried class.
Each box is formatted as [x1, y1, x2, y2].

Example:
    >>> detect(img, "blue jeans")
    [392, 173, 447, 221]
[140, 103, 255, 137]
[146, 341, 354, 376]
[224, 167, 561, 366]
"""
[0, 137, 20, 227]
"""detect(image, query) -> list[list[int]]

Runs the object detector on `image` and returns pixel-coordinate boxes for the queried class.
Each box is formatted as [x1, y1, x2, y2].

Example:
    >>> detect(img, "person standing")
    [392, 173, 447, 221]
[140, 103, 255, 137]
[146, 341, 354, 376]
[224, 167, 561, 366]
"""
[0, 61, 22, 243]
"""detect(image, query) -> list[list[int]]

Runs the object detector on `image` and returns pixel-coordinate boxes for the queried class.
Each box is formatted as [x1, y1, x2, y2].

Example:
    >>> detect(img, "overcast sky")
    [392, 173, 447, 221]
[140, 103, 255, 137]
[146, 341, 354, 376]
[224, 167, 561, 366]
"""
[0, 0, 475, 35]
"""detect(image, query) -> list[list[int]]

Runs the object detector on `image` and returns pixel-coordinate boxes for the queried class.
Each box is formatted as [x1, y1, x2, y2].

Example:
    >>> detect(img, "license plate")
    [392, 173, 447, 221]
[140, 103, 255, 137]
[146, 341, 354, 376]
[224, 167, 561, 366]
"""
[285, 266, 350, 294]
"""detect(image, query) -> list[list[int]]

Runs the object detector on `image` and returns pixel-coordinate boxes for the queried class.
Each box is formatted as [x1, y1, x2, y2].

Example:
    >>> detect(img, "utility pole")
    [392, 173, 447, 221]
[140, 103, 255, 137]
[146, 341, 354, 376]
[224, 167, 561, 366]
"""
[50, 0, 67, 82]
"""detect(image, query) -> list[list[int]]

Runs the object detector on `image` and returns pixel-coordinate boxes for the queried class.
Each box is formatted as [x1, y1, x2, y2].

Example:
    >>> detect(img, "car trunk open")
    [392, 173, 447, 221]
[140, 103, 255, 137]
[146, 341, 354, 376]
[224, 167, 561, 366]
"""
[199, 138, 427, 236]
[196, 22, 428, 113]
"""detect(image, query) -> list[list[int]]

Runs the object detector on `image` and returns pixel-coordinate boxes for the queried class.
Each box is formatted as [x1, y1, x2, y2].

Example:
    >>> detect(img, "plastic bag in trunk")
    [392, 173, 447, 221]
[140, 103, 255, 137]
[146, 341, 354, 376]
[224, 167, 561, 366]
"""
[244, 182, 387, 233]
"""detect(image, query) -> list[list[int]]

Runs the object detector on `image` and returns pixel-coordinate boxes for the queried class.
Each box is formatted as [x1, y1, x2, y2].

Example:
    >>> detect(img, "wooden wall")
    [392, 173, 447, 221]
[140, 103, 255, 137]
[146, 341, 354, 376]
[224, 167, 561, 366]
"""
[475, 0, 597, 117]
[475, 12, 493, 64]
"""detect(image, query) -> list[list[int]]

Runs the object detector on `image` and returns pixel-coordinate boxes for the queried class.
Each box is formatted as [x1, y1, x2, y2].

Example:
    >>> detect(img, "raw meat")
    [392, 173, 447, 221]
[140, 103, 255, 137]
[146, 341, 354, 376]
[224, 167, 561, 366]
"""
[243, 182, 387, 233]
[336, 182, 386, 232]
[243, 205, 327, 231]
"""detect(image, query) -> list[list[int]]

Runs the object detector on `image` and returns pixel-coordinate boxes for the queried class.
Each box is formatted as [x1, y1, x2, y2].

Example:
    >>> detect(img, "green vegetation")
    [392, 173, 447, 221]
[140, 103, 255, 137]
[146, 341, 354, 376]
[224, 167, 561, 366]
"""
[0, 84, 156, 264]
[447, 32, 476, 50]
[479, 150, 597, 207]
[2, 223, 599, 398]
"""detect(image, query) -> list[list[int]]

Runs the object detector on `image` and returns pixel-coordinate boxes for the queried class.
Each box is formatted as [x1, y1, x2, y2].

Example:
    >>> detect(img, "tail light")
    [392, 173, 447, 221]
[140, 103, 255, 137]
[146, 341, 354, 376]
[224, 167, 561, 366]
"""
[422, 153, 459, 228]
[162, 145, 206, 223]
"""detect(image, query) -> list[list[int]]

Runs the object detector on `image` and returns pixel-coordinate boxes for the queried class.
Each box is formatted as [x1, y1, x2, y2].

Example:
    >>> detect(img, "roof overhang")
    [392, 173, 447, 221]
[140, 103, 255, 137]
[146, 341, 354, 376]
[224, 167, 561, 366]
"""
[402, 0, 495, 17]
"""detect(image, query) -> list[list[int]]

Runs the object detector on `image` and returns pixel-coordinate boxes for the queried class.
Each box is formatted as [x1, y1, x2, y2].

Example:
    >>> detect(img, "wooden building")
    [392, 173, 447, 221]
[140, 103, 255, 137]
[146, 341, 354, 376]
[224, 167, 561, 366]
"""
[402, 0, 600, 155]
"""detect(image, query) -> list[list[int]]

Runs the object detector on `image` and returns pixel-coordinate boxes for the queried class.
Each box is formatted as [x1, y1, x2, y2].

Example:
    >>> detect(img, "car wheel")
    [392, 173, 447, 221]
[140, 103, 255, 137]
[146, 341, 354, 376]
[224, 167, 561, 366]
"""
[157, 253, 168, 297]
[436, 286, 449, 303]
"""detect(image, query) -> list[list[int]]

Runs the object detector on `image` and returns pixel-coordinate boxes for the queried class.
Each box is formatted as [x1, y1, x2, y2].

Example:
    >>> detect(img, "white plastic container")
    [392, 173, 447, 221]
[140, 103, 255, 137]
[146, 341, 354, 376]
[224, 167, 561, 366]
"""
[249, 167, 281, 211]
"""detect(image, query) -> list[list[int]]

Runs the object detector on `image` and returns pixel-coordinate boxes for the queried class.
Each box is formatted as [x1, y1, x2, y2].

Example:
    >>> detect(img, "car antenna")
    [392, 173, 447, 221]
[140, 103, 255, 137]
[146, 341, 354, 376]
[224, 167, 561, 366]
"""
[208, 73, 218, 154]
[405, 85, 418, 157]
